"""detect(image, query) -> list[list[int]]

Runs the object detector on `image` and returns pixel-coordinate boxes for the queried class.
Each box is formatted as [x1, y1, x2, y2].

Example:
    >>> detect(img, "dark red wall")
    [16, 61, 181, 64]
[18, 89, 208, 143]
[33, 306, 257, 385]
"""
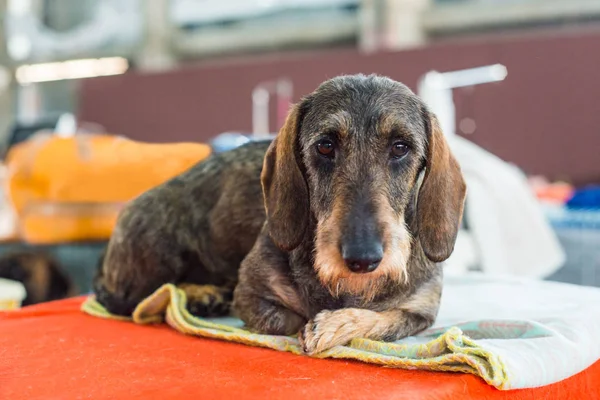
[78, 27, 600, 185]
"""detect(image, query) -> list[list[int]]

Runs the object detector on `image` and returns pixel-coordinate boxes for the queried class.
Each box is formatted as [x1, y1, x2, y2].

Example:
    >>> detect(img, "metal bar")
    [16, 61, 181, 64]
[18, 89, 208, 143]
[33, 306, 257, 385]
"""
[417, 64, 507, 137]
[252, 78, 293, 138]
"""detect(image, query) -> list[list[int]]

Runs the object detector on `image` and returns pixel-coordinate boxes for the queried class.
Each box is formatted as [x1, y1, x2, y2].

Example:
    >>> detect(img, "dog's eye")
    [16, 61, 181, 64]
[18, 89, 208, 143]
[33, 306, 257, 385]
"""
[390, 142, 409, 159]
[316, 140, 335, 157]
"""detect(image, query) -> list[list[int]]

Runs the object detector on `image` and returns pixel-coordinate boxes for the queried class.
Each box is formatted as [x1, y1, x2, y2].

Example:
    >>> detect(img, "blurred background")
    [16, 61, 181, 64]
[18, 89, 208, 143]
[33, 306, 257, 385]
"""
[0, 0, 599, 308]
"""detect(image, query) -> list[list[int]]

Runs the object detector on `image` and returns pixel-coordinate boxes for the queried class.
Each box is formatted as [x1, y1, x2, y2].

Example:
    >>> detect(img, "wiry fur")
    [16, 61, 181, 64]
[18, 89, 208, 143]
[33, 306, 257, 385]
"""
[94, 74, 466, 354]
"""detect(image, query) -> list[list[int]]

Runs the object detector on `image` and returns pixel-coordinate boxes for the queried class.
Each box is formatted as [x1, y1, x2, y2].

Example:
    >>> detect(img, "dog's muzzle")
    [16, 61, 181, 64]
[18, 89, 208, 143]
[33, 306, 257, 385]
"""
[340, 199, 384, 274]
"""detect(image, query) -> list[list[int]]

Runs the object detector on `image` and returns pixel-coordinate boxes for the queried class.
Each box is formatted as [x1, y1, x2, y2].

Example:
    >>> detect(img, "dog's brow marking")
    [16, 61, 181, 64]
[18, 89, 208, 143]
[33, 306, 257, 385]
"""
[320, 111, 351, 137]
[377, 111, 420, 144]
[379, 113, 400, 134]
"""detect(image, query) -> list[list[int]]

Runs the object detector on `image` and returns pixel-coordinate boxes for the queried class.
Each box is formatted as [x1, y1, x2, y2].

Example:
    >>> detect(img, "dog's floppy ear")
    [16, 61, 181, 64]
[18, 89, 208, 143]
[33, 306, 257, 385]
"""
[261, 103, 309, 251]
[417, 111, 467, 262]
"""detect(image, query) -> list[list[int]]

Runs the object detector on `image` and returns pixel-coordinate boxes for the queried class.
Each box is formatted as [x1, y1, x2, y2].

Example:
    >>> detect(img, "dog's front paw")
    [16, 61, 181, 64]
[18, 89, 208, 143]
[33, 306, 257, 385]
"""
[299, 309, 375, 355]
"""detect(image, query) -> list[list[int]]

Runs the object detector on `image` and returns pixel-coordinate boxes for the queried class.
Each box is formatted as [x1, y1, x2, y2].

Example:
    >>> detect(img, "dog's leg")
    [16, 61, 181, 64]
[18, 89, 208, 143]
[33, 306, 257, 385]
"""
[235, 294, 307, 336]
[233, 231, 309, 335]
[299, 276, 441, 354]
[233, 256, 308, 335]
[178, 283, 233, 318]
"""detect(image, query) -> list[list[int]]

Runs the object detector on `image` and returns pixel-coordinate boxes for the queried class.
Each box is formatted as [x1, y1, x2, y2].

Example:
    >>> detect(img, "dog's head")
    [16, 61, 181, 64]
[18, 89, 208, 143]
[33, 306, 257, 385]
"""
[261, 74, 466, 300]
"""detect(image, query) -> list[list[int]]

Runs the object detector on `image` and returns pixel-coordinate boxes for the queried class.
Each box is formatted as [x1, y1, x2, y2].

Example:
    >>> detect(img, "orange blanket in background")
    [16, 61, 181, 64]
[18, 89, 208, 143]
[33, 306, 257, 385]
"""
[1, 298, 600, 400]
[4, 134, 211, 243]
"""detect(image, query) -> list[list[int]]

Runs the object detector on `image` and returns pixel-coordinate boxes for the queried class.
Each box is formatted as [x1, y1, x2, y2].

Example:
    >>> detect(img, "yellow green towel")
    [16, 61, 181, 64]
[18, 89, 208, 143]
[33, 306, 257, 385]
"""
[82, 283, 508, 388]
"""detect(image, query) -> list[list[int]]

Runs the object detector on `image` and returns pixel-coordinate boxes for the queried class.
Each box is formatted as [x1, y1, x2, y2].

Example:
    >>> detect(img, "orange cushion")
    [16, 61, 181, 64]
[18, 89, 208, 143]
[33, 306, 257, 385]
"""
[4, 134, 211, 243]
[17, 208, 119, 243]
[1, 298, 600, 400]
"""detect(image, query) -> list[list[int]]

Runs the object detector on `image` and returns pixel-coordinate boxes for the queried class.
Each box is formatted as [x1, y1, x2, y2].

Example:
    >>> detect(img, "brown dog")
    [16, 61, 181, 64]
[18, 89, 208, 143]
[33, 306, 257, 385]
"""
[94, 74, 466, 354]
[0, 251, 75, 305]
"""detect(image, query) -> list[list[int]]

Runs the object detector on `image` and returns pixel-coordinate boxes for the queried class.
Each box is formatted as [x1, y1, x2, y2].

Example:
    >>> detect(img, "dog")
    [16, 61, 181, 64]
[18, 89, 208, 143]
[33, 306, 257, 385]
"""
[0, 250, 75, 306]
[94, 74, 466, 354]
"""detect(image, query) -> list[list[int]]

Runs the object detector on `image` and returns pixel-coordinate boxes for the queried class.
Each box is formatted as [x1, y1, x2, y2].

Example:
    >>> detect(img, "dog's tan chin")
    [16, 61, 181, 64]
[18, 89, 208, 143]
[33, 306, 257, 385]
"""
[314, 244, 408, 302]
[314, 195, 412, 302]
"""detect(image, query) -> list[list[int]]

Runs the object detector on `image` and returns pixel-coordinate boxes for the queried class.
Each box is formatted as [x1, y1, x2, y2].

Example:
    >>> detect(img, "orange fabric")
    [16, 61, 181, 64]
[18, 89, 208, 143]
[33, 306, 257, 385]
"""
[18, 209, 119, 243]
[529, 177, 574, 204]
[1, 298, 599, 400]
[4, 134, 211, 243]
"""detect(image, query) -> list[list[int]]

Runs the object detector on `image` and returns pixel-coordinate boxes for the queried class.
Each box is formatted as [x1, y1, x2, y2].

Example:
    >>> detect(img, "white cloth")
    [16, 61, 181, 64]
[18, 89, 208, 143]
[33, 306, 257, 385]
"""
[423, 273, 600, 389]
[0, 163, 17, 240]
[446, 135, 565, 278]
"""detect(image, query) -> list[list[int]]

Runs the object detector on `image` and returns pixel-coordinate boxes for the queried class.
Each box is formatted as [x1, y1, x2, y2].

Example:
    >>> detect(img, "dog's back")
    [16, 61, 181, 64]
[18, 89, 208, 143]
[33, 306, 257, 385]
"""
[94, 140, 271, 316]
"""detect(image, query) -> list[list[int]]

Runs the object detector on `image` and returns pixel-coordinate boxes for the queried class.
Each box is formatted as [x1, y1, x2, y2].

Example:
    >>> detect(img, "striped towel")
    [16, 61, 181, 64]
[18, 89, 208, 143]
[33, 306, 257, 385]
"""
[81, 273, 600, 390]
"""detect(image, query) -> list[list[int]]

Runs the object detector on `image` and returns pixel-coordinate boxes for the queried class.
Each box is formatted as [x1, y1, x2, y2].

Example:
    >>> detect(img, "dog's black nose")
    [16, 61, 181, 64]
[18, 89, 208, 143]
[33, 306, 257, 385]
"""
[342, 244, 383, 273]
